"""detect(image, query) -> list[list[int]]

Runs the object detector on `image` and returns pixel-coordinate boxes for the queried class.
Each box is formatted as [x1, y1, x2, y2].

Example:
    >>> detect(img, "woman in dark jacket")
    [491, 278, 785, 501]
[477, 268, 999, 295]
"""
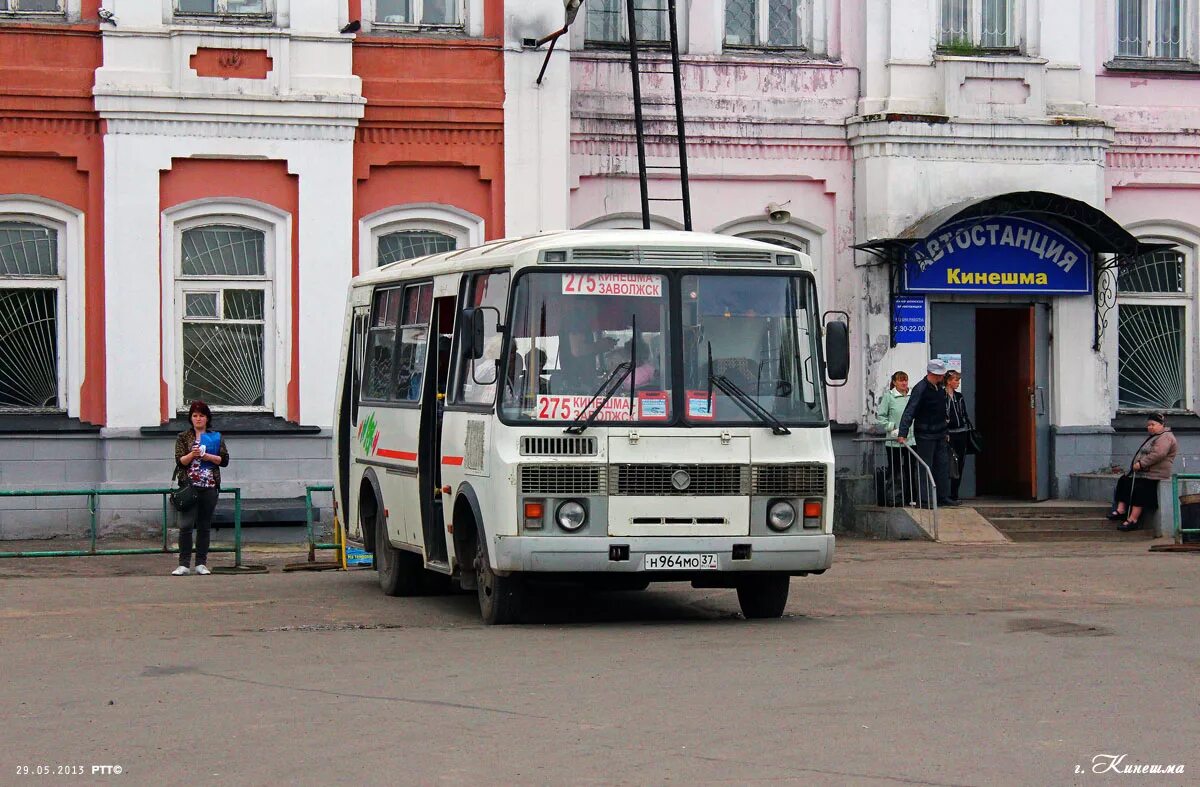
[944, 370, 971, 501]
[172, 400, 230, 575]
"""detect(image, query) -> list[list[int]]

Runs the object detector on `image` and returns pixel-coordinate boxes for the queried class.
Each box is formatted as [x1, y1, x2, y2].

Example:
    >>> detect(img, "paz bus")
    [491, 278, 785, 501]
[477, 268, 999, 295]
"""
[332, 230, 850, 624]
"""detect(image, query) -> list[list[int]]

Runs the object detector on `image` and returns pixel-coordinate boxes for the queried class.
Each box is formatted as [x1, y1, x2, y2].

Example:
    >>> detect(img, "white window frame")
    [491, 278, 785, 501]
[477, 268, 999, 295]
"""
[0, 198, 84, 417]
[1112, 0, 1195, 61]
[365, 0, 479, 34]
[575, 212, 684, 231]
[934, 0, 1021, 51]
[713, 215, 822, 267]
[583, 0, 689, 48]
[172, 0, 274, 24]
[162, 201, 291, 415]
[0, 0, 81, 20]
[723, 0, 814, 51]
[1115, 225, 1198, 413]
[359, 204, 484, 272]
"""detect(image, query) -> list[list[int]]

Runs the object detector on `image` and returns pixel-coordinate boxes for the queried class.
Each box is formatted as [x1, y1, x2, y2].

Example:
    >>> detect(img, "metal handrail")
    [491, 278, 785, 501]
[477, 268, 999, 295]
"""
[1170, 474, 1200, 543]
[853, 436, 939, 540]
[0, 486, 244, 565]
[304, 484, 337, 563]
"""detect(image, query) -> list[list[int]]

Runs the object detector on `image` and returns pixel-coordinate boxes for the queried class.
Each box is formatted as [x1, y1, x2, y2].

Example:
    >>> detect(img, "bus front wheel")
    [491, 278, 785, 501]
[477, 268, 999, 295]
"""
[375, 505, 422, 597]
[475, 536, 523, 625]
[736, 574, 790, 619]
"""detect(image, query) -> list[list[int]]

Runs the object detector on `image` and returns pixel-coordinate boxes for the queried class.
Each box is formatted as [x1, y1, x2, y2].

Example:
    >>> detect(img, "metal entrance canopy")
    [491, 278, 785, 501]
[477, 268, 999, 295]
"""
[852, 191, 1175, 350]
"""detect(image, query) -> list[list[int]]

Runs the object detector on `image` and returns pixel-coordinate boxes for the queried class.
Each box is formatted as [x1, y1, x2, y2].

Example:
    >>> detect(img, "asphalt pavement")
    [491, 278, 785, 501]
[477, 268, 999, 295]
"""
[2, 538, 1197, 786]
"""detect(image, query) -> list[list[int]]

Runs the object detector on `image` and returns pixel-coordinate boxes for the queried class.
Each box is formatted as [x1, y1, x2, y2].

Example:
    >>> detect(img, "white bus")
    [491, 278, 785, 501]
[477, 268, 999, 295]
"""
[332, 230, 850, 624]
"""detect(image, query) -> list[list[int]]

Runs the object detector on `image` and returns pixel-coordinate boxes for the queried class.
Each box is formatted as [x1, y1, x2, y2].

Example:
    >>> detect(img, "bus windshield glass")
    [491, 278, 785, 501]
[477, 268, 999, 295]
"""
[501, 271, 673, 423]
[682, 273, 825, 425]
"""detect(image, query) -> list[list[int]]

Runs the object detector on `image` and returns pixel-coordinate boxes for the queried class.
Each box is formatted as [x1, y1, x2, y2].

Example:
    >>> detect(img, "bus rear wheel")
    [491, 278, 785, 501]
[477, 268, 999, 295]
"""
[736, 574, 790, 619]
[375, 504, 422, 597]
[475, 535, 523, 625]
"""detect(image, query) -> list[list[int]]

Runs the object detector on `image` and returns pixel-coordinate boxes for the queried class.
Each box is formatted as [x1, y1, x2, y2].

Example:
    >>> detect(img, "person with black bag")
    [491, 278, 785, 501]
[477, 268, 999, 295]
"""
[896, 359, 958, 507]
[171, 400, 230, 576]
[944, 370, 972, 501]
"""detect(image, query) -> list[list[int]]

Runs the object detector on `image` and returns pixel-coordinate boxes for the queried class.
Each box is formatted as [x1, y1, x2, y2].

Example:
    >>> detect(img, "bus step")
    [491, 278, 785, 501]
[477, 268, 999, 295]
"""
[426, 559, 452, 575]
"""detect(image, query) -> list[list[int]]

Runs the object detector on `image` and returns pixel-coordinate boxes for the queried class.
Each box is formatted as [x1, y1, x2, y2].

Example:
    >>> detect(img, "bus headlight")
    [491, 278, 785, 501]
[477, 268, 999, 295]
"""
[556, 500, 587, 532]
[767, 500, 796, 532]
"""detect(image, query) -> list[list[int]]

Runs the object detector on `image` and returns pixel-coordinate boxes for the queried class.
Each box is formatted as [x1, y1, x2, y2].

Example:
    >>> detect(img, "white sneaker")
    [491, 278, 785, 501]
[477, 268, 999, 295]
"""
[172, 566, 191, 576]
[194, 564, 211, 575]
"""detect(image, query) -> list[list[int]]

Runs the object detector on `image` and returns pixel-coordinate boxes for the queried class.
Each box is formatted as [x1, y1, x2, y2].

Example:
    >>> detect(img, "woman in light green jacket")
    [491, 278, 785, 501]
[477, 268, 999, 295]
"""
[877, 371, 915, 502]
[877, 371, 913, 447]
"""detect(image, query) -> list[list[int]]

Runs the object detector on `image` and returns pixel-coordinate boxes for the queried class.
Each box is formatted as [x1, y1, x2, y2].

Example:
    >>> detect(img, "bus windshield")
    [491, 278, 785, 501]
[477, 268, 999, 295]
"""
[501, 271, 673, 423]
[681, 273, 825, 425]
[499, 270, 826, 426]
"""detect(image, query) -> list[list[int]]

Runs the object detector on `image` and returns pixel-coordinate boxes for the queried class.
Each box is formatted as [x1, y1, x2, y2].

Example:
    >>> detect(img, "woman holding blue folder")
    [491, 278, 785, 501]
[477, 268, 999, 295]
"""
[171, 400, 230, 576]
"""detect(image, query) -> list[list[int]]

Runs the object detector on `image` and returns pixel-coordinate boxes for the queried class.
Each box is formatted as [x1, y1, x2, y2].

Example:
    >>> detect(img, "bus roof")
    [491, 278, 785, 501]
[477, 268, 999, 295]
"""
[351, 229, 815, 288]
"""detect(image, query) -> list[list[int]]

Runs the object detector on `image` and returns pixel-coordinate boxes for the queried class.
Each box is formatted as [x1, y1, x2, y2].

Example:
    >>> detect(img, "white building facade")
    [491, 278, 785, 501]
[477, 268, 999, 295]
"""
[3, 0, 1200, 537]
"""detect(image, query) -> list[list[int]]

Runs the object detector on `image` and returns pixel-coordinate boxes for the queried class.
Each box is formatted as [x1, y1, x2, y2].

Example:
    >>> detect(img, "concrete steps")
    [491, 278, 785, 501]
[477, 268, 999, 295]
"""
[974, 503, 1154, 542]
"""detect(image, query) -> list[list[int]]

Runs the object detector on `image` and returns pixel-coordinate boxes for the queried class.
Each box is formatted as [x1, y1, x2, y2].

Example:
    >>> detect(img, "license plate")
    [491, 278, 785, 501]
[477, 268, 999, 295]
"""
[643, 553, 719, 571]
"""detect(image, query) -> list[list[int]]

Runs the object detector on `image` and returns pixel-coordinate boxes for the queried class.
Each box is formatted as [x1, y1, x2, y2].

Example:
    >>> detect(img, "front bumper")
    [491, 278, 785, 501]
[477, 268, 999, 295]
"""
[491, 534, 834, 574]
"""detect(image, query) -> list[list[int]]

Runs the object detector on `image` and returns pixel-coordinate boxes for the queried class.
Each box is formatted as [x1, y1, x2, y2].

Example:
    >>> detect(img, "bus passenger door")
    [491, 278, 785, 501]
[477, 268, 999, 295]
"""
[418, 294, 456, 565]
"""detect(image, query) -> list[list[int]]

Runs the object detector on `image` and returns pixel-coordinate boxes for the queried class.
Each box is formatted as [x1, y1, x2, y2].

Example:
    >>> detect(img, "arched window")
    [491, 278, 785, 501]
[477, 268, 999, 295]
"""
[377, 229, 458, 265]
[360, 204, 484, 271]
[736, 231, 810, 254]
[0, 220, 63, 411]
[176, 223, 272, 409]
[1116, 226, 1199, 412]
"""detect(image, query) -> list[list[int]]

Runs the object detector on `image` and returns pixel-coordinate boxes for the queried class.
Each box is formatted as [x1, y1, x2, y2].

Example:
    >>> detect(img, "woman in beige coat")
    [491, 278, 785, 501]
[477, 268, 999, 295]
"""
[1109, 413, 1178, 531]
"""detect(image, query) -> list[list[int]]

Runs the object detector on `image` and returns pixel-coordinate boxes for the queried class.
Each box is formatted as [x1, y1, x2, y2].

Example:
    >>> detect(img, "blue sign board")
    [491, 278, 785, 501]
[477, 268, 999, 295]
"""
[903, 216, 1091, 295]
[893, 296, 926, 343]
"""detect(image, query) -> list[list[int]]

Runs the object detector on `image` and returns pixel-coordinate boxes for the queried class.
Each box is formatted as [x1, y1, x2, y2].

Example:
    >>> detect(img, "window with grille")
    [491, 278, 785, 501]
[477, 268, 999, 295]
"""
[1116, 0, 1186, 59]
[736, 232, 810, 254]
[725, 0, 807, 49]
[937, 0, 1015, 50]
[0, 221, 62, 411]
[175, 0, 270, 18]
[1117, 249, 1189, 410]
[0, 0, 64, 12]
[177, 225, 270, 409]
[377, 230, 457, 266]
[375, 0, 462, 27]
[586, 0, 670, 44]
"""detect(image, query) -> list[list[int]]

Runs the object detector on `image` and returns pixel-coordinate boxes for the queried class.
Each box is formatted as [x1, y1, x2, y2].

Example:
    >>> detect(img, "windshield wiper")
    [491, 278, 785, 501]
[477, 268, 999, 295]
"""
[707, 342, 790, 435]
[564, 361, 633, 435]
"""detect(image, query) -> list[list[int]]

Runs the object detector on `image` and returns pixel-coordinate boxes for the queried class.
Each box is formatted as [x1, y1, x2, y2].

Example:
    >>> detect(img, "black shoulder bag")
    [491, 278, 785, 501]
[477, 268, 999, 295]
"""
[169, 463, 198, 513]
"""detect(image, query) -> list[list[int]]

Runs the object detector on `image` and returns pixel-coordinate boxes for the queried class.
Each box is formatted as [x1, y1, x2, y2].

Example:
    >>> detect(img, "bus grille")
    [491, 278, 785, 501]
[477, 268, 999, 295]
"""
[519, 464, 606, 495]
[751, 464, 827, 497]
[609, 464, 749, 496]
[520, 436, 598, 457]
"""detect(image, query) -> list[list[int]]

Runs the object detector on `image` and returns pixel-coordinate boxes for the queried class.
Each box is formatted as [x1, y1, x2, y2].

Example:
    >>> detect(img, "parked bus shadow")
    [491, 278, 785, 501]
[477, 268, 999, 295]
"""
[347, 572, 818, 626]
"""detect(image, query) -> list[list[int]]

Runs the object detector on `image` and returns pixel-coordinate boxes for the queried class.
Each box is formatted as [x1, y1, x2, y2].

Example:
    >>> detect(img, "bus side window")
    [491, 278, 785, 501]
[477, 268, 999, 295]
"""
[393, 283, 433, 402]
[351, 309, 369, 424]
[457, 270, 511, 406]
[362, 288, 401, 401]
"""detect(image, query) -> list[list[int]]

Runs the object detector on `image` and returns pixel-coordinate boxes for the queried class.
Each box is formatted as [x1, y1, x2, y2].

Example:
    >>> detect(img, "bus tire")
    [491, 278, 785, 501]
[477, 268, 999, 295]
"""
[475, 535, 523, 625]
[375, 505, 422, 597]
[736, 574, 790, 619]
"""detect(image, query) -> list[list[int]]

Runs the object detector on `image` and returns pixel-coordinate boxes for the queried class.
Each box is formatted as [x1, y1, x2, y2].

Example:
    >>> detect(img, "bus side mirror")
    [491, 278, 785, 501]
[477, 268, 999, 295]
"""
[462, 308, 487, 360]
[823, 313, 850, 385]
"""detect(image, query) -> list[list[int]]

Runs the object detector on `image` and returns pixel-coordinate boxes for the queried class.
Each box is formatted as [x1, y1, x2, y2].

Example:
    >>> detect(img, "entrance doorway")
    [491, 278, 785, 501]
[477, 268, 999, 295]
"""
[930, 303, 1050, 500]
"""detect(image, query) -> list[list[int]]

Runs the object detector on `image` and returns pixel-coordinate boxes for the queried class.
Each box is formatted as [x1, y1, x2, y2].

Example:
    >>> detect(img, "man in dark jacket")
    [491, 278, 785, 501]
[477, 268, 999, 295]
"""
[896, 359, 959, 507]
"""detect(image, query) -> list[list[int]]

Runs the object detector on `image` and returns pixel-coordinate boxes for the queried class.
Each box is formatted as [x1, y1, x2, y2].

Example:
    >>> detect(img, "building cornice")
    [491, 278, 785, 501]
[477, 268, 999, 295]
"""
[847, 116, 1114, 162]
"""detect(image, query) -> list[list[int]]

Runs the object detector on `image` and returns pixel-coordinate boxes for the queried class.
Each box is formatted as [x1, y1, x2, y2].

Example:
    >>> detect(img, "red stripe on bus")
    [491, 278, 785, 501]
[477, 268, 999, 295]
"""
[377, 448, 417, 461]
[442, 456, 465, 466]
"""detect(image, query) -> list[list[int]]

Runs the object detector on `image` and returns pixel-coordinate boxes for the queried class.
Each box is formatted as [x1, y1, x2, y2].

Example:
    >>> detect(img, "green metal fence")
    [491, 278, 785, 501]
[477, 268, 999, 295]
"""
[0, 487, 243, 566]
[305, 484, 337, 563]
[1170, 475, 1200, 543]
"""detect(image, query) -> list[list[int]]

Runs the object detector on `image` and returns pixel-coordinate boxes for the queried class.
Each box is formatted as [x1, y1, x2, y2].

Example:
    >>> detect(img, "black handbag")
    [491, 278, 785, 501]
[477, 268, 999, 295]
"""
[169, 466, 197, 513]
